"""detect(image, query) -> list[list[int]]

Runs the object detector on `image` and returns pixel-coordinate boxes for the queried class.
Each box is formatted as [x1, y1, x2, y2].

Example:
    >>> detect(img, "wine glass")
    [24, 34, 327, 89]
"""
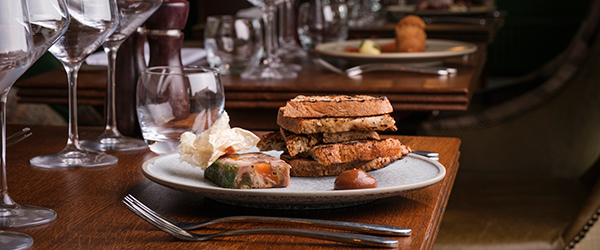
[30, 0, 119, 168]
[271, 1, 302, 72]
[0, 0, 66, 248]
[80, 0, 162, 152]
[277, 0, 305, 58]
[242, 0, 297, 79]
[347, 0, 385, 28]
[297, 0, 348, 50]
[28, 0, 70, 60]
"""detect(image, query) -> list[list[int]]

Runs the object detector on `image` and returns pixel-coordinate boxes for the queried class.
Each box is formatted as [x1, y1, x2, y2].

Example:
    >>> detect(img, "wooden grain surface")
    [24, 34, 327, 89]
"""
[4, 125, 460, 250]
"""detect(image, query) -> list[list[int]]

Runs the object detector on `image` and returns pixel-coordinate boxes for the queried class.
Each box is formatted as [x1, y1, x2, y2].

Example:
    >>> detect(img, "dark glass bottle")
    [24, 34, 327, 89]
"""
[114, 30, 146, 137]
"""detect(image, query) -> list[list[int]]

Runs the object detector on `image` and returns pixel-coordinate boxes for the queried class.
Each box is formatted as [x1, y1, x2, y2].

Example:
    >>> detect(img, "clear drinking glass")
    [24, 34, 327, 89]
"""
[30, 0, 119, 168]
[80, 0, 162, 152]
[0, 0, 67, 248]
[241, 0, 297, 79]
[297, 0, 349, 50]
[204, 15, 263, 75]
[347, 0, 386, 28]
[137, 66, 225, 154]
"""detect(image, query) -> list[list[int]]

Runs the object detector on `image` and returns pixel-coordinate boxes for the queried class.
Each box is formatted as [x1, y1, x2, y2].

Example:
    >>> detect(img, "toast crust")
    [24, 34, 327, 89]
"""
[282, 95, 394, 118]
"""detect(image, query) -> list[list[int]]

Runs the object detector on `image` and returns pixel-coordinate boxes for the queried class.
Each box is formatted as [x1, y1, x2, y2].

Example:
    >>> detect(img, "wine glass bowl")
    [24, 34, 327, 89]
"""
[0, 3, 34, 92]
[30, 0, 119, 168]
[80, 0, 162, 152]
[297, 0, 349, 51]
[204, 15, 264, 75]
[0, 1, 68, 248]
[28, 0, 70, 60]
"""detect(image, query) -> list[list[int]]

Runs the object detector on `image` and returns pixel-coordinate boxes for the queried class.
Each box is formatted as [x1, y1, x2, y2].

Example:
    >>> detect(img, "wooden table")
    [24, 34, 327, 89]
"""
[15, 41, 486, 131]
[5, 125, 460, 249]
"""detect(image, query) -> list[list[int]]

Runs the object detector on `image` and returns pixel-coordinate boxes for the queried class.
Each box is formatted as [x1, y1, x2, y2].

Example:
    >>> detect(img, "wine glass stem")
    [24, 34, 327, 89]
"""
[282, 0, 293, 45]
[262, 7, 277, 66]
[102, 43, 124, 138]
[0, 90, 15, 207]
[64, 63, 84, 151]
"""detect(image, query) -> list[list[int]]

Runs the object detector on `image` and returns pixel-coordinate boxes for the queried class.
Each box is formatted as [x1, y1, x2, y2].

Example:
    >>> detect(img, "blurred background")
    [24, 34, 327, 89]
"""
[12, 0, 595, 128]
[20, 0, 593, 81]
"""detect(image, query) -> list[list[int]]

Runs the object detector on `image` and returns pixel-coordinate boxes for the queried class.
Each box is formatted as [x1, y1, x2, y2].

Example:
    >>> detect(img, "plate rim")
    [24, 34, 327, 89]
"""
[315, 38, 477, 61]
[141, 152, 446, 204]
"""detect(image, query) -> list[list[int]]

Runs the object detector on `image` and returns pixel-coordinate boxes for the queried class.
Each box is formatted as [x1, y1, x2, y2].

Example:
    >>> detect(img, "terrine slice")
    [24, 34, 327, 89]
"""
[204, 153, 291, 189]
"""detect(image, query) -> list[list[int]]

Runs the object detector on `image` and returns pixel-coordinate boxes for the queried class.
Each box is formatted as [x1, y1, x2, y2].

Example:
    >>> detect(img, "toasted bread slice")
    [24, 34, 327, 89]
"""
[256, 131, 286, 152]
[259, 130, 383, 157]
[282, 130, 382, 157]
[322, 130, 380, 143]
[282, 131, 320, 157]
[277, 108, 397, 134]
[282, 95, 394, 118]
[281, 154, 403, 177]
[310, 138, 411, 166]
[284, 130, 381, 157]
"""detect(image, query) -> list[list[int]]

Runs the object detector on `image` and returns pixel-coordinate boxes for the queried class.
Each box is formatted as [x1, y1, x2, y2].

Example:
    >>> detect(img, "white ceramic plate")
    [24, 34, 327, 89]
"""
[141, 150, 446, 209]
[315, 38, 477, 65]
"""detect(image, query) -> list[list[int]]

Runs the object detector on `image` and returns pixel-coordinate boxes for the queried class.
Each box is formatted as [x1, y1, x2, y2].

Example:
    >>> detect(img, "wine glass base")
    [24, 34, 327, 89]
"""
[80, 137, 148, 152]
[241, 65, 297, 79]
[29, 150, 118, 169]
[284, 63, 302, 72]
[278, 44, 307, 58]
[0, 231, 33, 250]
[0, 204, 56, 228]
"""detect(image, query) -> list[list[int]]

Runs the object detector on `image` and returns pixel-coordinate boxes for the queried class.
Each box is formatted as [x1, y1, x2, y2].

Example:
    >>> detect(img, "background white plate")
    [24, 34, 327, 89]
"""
[142, 151, 446, 209]
[315, 38, 477, 65]
[386, 5, 494, 16]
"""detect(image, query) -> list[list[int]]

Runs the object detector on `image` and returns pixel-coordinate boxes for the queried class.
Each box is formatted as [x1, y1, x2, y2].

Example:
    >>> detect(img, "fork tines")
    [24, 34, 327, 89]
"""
[123, 196, 194, 240]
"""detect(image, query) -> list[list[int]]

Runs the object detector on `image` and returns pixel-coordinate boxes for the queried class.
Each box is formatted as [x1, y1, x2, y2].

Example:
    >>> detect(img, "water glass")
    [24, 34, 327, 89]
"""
[137, 66, 225, 154]
[297, 0, 349, 50]
[204, 15, 263, 74]
[347, 0, 386, 28]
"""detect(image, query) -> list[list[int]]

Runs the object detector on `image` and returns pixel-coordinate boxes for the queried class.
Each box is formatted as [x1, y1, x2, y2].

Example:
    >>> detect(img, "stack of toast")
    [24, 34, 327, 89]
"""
[258, 95, 411, 177]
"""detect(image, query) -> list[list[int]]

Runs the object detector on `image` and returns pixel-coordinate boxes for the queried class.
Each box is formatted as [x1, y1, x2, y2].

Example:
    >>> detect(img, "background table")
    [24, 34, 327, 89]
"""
[15, 42, 486, 132]
[6, 125, 460, 249]
[15, 45, 486, 111]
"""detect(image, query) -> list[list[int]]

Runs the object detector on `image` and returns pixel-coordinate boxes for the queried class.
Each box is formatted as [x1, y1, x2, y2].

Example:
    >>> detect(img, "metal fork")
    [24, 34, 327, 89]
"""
[123, 197, 399, 248]
[411, 150, 440, 161]
[7, 127, 32, 147]
[315, 58, 457, 76]
[123, 194, 411, 236]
